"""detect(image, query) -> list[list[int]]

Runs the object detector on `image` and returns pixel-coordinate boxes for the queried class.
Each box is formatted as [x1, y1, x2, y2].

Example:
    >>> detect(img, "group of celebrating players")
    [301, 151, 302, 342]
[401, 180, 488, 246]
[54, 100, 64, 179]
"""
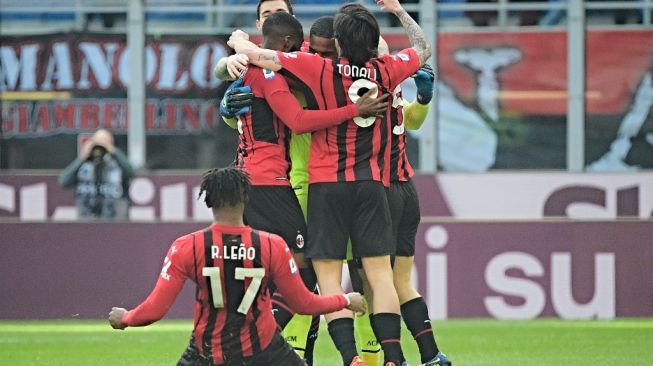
[108, 1, 451, 366]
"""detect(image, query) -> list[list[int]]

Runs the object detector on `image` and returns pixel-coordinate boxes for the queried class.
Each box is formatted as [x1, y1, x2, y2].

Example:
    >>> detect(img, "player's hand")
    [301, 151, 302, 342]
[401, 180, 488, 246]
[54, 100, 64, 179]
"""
[345, 292, 366, 314]
[228, 38, 259, 55]
[413, 64, 435, 104]
[229, 29, 249, 43]
[376, 0, 403, 14]
[220, 78, 254, 118]
[355, 89, 389, 118]
[228, 30, 251, 50]
[108, 307, 128, 330]
[226, 54, 249, 79]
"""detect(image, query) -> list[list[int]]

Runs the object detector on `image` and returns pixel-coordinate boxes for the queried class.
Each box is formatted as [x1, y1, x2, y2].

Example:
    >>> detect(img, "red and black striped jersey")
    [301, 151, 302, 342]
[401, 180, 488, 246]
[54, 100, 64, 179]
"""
[276, 48, 420, 186]
[122, 224, 348, 365]
[389, 88, 414, 183]
[236, 66, 359, 186]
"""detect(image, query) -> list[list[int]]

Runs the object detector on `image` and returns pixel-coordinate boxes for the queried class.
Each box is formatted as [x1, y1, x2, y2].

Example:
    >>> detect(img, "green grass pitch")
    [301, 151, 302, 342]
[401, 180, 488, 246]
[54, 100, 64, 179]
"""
[1, 319, 652, 365]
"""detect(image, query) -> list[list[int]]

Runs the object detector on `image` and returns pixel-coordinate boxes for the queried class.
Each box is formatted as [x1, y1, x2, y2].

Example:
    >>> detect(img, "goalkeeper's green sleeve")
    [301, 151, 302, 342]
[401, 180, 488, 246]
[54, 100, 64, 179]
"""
[404, 99, 431, 130]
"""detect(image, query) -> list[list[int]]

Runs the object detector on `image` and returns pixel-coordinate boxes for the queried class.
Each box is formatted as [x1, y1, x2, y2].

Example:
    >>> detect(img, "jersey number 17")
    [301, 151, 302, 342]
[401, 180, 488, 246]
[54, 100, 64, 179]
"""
[202, 267, 265, 314]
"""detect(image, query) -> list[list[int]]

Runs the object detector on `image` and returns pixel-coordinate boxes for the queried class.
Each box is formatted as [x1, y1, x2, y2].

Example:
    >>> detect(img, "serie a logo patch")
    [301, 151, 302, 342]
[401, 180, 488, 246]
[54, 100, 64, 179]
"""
[397, 53, 411, 61]
[289, 258, 298, 275]
[263, 69, 275, 80]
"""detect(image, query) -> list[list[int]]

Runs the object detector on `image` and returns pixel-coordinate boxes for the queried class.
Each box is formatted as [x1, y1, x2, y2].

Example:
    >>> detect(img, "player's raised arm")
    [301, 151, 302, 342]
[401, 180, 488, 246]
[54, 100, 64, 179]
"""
[228, 33, 282, 72]
[377, 0, 431, 66]
[404, 64, 436, 130]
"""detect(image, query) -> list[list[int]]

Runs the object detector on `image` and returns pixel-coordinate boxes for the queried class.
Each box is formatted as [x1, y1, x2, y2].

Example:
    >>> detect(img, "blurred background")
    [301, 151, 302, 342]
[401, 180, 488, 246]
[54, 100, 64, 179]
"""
[1, 1, 652, 322]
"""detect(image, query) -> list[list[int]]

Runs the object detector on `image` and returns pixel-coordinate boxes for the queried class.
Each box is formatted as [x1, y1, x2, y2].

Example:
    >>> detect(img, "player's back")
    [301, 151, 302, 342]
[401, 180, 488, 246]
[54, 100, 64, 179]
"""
[389, 94, 415, 183]
[236, 66, 292, 186]
[182, 223, 283, 364]
[277, 49, 420, 185]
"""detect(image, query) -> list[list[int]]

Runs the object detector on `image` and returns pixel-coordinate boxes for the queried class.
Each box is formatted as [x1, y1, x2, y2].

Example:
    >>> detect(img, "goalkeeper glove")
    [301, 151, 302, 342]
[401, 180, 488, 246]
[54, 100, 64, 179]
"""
[413, 64, 435, 105]
[220, 78, 254, 118]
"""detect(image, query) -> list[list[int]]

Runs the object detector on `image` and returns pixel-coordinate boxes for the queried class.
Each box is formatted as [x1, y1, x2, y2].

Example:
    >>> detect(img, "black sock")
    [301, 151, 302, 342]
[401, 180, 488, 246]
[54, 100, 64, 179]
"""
[303, 314, 321, 366]
[371, 312, 405, 364]
[328, 318, 358, 366]
[271, 291, 294, 330]
[300, 267, 318, 291]
[401, 297, 439, 363]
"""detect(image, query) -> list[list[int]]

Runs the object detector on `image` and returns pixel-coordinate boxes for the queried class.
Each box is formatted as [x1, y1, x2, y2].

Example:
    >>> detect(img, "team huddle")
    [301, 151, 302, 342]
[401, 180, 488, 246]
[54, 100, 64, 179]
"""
[108, 1, 450, 366]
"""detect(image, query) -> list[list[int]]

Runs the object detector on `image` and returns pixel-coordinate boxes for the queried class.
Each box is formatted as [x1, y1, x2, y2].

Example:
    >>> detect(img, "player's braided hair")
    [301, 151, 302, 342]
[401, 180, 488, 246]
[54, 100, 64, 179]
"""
[199, 167, 250, 209]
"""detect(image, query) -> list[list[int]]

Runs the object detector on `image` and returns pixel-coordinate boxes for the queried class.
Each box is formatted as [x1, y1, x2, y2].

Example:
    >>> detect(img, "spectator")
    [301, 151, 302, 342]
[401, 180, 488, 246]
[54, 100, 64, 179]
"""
[510, 0, 543, 26]
[466, 0, 497, 27]
[58, 129, 134, 220]
[83, 13, 125, 30]
[466, 0, 543, 27]
[594, 0, 643, 25]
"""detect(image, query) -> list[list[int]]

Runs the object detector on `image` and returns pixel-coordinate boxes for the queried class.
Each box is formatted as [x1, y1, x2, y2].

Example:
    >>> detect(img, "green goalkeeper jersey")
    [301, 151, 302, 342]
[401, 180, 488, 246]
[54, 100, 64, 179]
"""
[288, 90, 311, 219]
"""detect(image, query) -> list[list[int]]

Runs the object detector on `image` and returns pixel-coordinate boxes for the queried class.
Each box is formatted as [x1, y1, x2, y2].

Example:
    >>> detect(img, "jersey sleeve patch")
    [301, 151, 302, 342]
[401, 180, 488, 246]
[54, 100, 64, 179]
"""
[396, 53, 411, 62]
[263, 69, 275, 80]
[160, 256, 172, 280]
[288, 257, 298, 276]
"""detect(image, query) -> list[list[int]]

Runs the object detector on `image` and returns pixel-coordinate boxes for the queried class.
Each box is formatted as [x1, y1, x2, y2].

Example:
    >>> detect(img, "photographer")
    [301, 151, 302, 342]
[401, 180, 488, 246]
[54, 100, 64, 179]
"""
[58, 129, 134, 220]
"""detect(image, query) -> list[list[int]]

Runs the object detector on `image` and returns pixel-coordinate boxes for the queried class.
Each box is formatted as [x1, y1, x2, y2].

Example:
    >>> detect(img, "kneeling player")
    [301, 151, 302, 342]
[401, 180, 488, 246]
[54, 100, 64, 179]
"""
[108, 168, 365, 366]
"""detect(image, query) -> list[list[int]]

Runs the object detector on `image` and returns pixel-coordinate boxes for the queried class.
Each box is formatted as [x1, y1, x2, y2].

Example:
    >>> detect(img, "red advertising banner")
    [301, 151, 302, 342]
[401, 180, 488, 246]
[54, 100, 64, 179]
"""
[1, 33, 230, 137]
[2, 31, 651, 171]
[3, 30, 652, 138]
[384, 30, 653, 115]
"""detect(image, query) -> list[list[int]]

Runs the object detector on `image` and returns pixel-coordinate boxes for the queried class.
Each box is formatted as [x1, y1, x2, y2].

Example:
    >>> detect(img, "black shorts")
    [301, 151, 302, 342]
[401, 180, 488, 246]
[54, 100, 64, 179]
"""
[387, 180, 421, 257]
[244, 185, 307, 252]
[306, 181, 393, 260]
[177, 333, 306, 366]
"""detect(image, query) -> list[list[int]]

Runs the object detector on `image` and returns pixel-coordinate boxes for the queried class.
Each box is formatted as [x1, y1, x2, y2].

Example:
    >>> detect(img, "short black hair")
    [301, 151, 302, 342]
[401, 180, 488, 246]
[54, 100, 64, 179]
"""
[334, 3, 379, 67]
[199, 167, 250, 209]
[257, 0, 294, 20]
[310, 16, 334, 38]
[262, 12, 304, 52]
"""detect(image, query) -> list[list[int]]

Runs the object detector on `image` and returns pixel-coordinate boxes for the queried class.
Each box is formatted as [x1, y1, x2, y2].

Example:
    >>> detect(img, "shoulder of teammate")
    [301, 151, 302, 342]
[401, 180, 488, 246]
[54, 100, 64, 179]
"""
[275, 50, 322, 72]
[263, 231, 291, 258]
[376, 48, 421, 87]
[244, 64, 289, 97]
